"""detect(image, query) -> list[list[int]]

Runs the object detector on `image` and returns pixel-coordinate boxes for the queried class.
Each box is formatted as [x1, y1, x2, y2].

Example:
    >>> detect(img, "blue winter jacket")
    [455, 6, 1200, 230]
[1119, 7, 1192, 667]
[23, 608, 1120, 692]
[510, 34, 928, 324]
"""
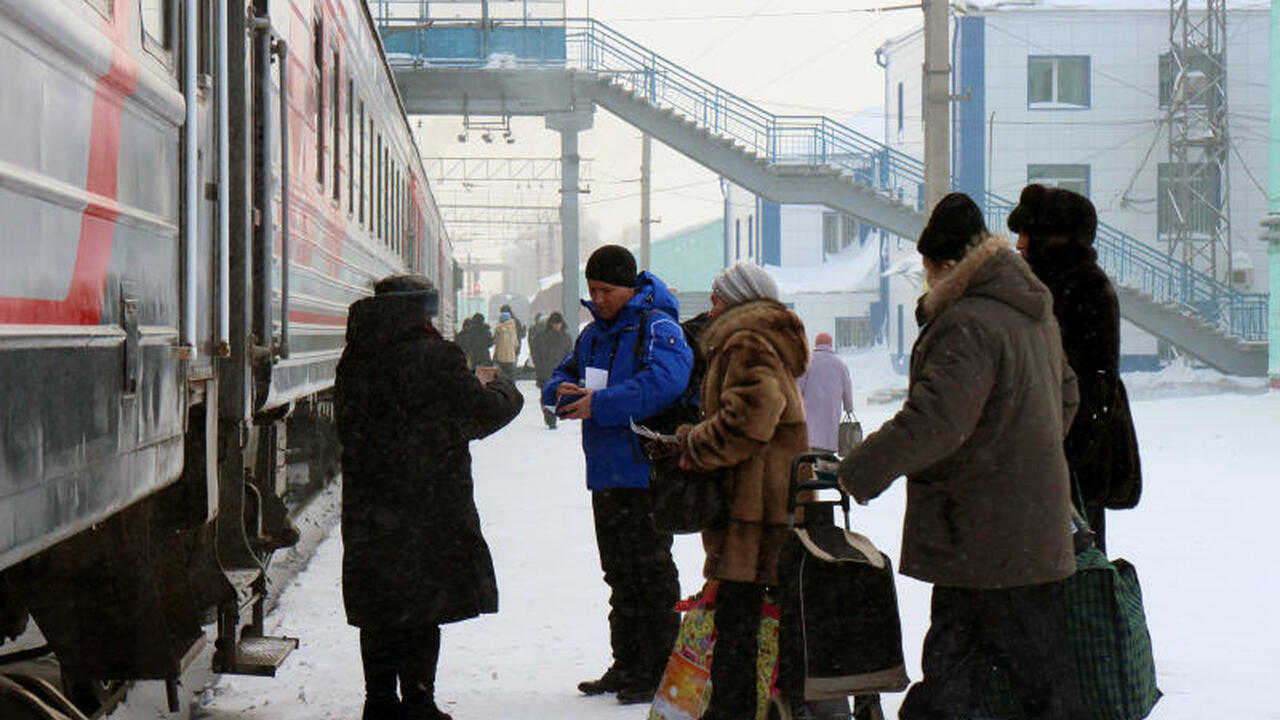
[541, 272, 693, 491]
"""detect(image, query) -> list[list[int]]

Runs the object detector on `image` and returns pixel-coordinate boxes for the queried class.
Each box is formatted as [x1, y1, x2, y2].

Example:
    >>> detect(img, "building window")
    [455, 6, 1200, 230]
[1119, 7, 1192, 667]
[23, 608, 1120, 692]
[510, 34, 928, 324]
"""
[835, 316, 874, 349]
[747, 216, 754, 258]
[842, 215, 858, 249]
[1027, 164, 1091, 197]
[823, 212, 840, 255]
[896, 83, 904, 134]
[1157, 162, 1222, 236]
[1028, 56, 1090, 108]
[1158, 51, 1222, 108]
[735, 219, 741, 259]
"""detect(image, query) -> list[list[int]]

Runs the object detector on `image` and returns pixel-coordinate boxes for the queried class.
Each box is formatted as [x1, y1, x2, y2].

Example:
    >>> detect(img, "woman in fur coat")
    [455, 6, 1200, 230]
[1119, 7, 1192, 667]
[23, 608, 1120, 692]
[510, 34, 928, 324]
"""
[677, 261, 810, 720]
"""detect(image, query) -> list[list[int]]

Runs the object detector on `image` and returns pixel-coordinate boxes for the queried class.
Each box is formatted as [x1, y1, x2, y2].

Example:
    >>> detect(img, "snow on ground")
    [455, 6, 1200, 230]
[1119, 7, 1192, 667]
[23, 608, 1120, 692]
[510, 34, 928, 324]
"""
[195, 354, 1280, 720]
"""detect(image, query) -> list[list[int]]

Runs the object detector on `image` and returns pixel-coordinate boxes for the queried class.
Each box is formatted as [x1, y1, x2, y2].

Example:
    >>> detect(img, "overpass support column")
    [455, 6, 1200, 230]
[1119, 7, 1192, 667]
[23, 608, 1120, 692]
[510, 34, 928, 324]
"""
[547, 109, 595, 333]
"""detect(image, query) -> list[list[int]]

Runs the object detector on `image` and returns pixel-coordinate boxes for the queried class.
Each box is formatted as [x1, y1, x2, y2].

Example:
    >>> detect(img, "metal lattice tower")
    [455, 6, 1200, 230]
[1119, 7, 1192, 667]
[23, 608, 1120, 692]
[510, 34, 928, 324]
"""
[1164, 0, 1233, 295]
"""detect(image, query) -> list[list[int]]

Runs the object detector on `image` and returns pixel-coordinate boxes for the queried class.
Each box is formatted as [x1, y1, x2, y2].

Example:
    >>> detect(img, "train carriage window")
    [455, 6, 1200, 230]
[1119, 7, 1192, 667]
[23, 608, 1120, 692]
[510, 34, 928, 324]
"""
[374, 131, 380, 242]
[140, 0, 171, 50]
[348, 79, 354, 215]
[314, 18, 324, 187]
[359, 105, 366, 225]
[332, 50, 341, 202]
[85, 0, 113, 20]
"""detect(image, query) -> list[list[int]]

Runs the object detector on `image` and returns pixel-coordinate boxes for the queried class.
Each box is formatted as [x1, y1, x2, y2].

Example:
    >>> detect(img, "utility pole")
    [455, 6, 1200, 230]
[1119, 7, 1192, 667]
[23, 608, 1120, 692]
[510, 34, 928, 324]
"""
[1264, 0, 1280, 388]
[922, 0, 951, 214]
[640, 133, 652, 271]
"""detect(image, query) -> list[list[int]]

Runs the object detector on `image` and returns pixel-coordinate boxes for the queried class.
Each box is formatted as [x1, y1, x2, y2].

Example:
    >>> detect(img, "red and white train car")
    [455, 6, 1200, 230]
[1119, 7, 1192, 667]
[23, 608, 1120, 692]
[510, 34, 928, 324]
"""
[0, 0, 451, 713]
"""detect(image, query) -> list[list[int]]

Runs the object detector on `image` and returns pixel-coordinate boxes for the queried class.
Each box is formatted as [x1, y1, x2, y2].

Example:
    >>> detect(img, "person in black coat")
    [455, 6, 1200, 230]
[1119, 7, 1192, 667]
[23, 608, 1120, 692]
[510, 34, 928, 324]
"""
[530, 311, 573, 428]
[1008, 184, 1142, 552]
[455, 313, 493, 369]
[335, 275, 523, 720]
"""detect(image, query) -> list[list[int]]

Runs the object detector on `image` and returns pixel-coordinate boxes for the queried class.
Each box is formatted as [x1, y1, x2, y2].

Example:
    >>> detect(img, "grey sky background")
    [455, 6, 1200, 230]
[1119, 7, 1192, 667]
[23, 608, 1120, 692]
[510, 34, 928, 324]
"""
[408, 0, 921, 261]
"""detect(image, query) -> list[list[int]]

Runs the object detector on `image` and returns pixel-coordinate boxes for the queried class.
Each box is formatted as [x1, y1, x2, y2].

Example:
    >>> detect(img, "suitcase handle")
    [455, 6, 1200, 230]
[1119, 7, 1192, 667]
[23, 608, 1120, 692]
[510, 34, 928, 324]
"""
[788, 452, 850, 529]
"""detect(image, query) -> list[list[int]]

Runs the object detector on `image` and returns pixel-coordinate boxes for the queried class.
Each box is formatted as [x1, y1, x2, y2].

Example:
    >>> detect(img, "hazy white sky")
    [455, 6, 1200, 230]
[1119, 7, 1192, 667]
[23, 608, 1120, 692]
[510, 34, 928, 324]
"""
[407, 0, 922, 262]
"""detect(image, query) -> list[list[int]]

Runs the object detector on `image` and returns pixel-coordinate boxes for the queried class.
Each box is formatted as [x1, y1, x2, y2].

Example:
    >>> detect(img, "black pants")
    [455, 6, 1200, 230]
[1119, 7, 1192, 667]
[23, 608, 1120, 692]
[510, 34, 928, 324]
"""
[899, 581, 1086, 720]
[536, 373, 557, 428]
[1085, 501, 1107, 554]
[706, 581, 767, 719]
[360, 625, 442, 706]
[591, 488, 681, 684]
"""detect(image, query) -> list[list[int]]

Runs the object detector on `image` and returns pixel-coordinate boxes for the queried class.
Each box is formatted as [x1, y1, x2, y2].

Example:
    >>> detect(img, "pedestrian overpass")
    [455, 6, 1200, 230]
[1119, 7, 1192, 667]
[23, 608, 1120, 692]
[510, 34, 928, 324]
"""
[376, 14, 1268, 376]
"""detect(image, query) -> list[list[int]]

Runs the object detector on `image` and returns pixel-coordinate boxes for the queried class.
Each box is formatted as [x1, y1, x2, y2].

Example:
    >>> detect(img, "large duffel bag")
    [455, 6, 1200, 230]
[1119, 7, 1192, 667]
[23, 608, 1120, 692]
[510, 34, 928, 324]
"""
[982, 546, 1161, 720]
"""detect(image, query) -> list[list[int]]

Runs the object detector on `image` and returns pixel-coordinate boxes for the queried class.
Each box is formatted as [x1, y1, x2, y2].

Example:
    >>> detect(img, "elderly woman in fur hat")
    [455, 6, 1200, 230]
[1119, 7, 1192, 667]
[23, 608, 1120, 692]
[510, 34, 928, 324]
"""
[837, 193, 1087, 720]
[674, 261, 810, 720]
[1009, 184, 1142, 553]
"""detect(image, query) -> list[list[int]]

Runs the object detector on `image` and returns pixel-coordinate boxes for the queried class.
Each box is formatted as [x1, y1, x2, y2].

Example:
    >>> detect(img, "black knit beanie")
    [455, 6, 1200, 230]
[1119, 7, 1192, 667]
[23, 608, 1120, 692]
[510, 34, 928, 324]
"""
[585, 244, 637, 288]
[917, 192, 988, 261]
[1007, 183, 1097, 247]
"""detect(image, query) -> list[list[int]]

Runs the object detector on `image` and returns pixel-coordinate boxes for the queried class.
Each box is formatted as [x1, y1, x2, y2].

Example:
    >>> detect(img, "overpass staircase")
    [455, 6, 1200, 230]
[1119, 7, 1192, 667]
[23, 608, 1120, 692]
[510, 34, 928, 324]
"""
[376, 13, 1268, 375]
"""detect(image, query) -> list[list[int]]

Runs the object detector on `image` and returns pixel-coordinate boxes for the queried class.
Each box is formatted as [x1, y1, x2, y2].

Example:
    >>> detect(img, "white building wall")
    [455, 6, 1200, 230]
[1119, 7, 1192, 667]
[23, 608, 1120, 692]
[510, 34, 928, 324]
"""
[880, 5, 1271, 360]
[780, 205, 825, 266]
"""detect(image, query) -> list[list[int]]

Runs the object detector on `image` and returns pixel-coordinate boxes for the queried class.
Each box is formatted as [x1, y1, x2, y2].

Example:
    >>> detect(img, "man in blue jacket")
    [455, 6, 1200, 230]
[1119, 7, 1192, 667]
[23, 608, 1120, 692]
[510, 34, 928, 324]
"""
[543, 245, 693, 705]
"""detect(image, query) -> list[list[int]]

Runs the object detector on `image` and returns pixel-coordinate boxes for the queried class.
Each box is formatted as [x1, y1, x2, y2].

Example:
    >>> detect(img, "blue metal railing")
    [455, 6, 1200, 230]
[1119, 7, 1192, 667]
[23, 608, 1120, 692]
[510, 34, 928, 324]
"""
[374, 11, 1267, 343]
[985, 194, 1267, 341]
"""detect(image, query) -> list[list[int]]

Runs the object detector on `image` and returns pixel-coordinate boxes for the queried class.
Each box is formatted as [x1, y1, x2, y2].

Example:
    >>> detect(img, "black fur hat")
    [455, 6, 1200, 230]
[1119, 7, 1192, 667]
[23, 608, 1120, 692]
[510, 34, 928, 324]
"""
[373, 274, 439, 317]
[917, 192, 988, 261]
[1006, 184, 1097, 247]
[584, 244, 637, 288]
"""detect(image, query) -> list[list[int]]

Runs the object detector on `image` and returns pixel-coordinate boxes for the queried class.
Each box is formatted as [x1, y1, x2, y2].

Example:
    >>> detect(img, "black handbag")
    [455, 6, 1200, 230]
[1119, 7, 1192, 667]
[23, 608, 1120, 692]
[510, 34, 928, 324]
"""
[645, 445, 726, 535]
[837, 411, 863, 457]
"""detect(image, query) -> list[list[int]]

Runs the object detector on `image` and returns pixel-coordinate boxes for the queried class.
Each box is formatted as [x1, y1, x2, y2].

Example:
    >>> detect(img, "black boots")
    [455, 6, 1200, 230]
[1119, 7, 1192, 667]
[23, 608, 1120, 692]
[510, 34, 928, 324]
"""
[577, 664, 629, 695]
[577, 663, 660, 705]
[361, 626, 448, 720]
[361, 694, 401, 720]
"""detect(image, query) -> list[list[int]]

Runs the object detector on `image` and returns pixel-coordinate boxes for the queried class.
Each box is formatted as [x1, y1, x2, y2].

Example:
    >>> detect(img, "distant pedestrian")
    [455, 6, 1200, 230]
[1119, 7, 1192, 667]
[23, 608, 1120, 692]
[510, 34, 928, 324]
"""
[492, 310, 519, 379]
[500, 303, 527, 359]
[456, 313, 493, 369]
[335, 275, 524, 720]
[531, 311, 573, 428]
[542, 244, 693, 705]
[1008, 184, 1142, 552]
[674, 261, 810, 720]
[837, 193, 1085, 720]
[796, 332, 854, 453]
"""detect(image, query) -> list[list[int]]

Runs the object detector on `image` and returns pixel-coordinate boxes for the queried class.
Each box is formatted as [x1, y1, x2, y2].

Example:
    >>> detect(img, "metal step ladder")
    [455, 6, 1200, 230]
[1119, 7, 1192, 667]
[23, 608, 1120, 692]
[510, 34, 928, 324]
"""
[211, 566, 297, 676]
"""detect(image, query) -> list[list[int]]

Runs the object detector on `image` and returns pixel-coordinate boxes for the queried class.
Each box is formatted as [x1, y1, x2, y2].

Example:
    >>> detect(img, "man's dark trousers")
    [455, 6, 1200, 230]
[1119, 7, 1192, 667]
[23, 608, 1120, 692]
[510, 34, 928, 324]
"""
[591, 488, 681, 686]
[899, 580, 1086, 720]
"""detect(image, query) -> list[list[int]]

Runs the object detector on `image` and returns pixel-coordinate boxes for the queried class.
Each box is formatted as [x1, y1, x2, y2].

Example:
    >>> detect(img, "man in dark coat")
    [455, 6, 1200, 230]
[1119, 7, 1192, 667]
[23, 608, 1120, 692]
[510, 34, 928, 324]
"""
[530, 311, 573, 428]
[1009, 184, 1142, 552]
[335, 275, 523, 720]
[838, 194, 1085, 720]
[455, 312, 493, 369]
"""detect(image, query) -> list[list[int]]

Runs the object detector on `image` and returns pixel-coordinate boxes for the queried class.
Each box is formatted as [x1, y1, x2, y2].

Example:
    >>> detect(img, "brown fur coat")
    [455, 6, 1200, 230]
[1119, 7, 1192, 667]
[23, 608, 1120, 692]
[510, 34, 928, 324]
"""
[683, 300, 810, 585]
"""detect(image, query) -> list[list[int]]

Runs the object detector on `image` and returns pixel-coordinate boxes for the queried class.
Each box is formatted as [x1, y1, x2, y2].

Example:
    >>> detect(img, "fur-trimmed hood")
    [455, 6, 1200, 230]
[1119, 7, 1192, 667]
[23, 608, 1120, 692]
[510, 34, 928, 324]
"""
[700, 299, 809, 378]
[918, 235, 1052, 325]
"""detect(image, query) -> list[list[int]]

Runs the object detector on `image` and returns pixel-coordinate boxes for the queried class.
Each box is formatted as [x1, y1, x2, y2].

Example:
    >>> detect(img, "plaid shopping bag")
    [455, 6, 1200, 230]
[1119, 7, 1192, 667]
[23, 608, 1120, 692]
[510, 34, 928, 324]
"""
[649, 582, 781, 720]
[981, 547, 1161, 720]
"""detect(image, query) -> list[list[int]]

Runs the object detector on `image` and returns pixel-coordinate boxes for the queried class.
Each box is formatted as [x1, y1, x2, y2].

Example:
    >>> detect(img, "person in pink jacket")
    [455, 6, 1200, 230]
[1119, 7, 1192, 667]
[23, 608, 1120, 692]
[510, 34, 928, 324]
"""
[796, 332, 854, 452]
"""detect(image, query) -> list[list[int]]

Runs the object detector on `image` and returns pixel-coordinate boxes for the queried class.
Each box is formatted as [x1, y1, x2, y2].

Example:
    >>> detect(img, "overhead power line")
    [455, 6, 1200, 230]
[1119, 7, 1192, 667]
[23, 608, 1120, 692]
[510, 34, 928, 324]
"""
[608, 4, 922, 22]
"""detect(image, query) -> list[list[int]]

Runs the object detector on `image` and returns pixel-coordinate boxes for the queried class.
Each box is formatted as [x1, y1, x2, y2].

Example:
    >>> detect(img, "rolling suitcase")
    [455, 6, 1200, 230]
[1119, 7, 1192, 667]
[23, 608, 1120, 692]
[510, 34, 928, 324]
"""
[769, 452, 910, 720]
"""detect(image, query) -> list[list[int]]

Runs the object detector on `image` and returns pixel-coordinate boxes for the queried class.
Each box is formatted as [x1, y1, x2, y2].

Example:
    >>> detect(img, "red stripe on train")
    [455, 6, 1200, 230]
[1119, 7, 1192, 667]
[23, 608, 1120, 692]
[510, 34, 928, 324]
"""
[0, 6, 138, 325]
